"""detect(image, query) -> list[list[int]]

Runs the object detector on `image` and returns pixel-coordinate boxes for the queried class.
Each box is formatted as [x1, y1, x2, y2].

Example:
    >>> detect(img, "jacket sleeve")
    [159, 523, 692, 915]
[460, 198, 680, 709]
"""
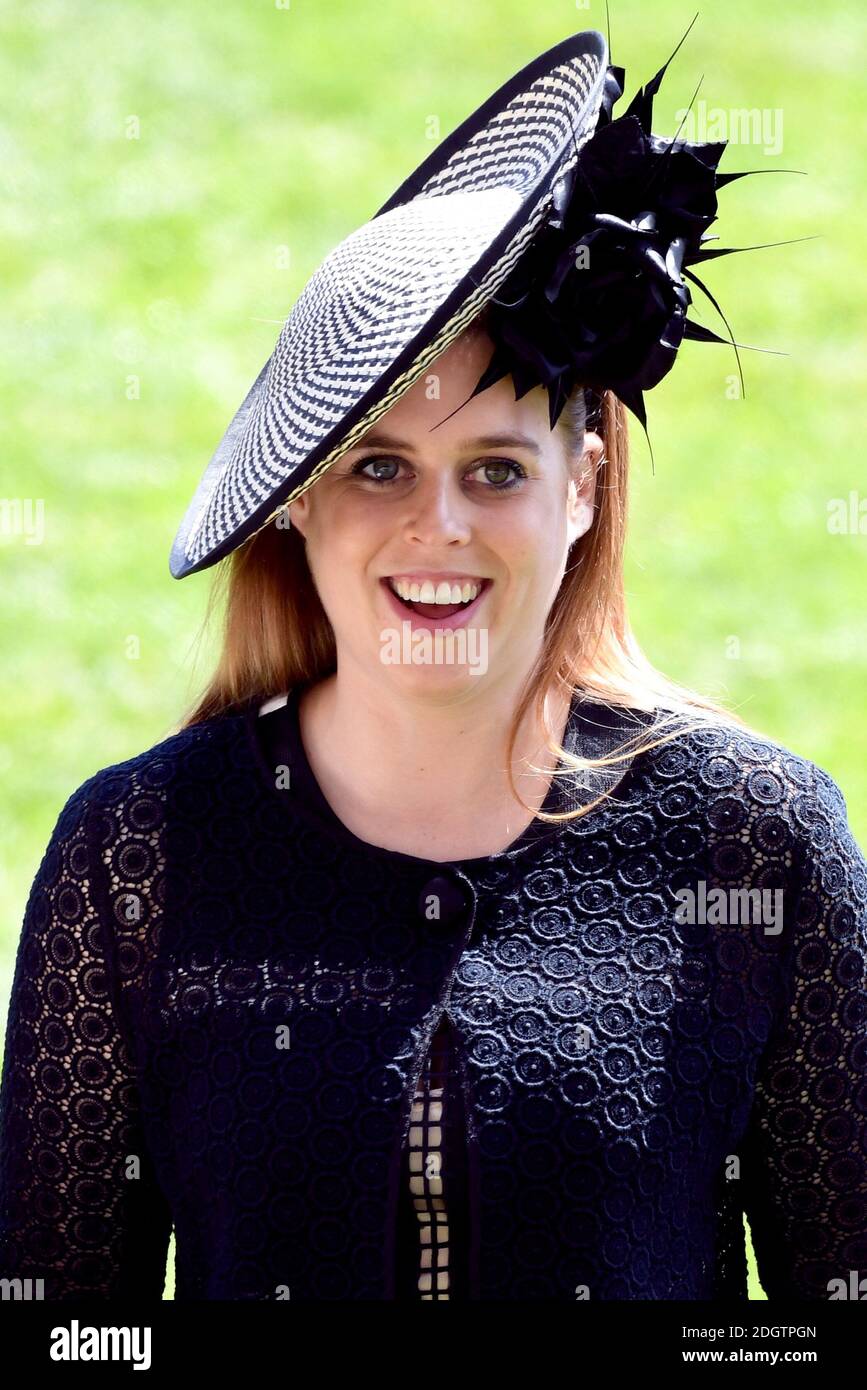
[740, 761, 867, 1299]
[0, 778, 173, 1300]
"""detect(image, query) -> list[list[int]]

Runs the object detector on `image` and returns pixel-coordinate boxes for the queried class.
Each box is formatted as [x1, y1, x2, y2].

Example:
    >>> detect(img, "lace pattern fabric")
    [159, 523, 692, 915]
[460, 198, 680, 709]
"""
[0, 695, 865, 1300]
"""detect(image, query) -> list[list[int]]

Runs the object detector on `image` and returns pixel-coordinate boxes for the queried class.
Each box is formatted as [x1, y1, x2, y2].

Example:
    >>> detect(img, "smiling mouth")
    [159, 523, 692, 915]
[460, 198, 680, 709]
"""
[381, 577, 492, 620]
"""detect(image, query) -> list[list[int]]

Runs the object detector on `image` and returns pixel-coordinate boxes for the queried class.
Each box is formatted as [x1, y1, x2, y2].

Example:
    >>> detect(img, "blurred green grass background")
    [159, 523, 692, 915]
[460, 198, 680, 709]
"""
[1, 0, 865, 1302]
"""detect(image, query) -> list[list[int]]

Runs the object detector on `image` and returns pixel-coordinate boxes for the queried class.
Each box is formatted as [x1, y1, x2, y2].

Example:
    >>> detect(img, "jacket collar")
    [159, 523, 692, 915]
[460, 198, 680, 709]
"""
[557, 691, 660, 810]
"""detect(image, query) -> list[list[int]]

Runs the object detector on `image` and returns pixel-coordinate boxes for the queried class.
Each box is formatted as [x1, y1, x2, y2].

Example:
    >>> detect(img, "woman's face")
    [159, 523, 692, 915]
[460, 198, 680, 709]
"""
[288, 327, 601, 695]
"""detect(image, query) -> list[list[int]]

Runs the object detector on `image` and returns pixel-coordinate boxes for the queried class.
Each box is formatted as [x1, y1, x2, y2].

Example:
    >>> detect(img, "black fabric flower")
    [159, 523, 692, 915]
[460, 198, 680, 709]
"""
[445, 22, 785, 442]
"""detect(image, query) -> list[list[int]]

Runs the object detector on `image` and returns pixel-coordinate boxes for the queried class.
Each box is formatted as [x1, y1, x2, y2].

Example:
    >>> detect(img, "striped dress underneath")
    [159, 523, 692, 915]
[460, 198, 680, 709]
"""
[395, 1015, 469, 1299]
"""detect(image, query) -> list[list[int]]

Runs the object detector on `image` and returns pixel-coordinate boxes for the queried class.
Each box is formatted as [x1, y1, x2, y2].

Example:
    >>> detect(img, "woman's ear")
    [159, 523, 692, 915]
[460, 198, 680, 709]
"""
[287, 494, 309, 540]
[566, 429, 604, 545]
[582, 429, 605, 474]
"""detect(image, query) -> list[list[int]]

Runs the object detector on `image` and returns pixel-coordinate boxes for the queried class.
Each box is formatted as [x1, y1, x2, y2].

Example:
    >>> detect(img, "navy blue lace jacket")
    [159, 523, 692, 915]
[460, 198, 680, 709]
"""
[1, 686, 865, 1301]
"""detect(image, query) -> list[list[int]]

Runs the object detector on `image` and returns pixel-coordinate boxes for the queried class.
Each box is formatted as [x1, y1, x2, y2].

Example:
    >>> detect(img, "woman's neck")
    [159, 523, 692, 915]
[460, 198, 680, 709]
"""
[295, 670, 573, 858]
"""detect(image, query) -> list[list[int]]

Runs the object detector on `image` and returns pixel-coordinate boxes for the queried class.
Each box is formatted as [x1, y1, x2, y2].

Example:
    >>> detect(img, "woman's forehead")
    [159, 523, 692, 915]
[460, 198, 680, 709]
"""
[357, 351, 552, 450]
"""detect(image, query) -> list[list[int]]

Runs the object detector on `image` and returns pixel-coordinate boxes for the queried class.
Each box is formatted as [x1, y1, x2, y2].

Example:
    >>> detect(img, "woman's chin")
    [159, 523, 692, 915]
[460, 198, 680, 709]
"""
[378, 659, 490, 692]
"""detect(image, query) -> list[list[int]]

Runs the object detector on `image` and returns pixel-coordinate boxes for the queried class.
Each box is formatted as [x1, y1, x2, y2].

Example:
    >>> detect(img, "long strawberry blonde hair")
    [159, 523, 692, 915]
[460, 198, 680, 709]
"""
[174, 306, 754, 823]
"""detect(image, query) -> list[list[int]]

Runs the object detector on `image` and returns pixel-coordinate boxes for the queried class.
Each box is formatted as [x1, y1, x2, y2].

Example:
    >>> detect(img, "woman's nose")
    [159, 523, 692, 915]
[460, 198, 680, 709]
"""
[401, 476, 473, 545]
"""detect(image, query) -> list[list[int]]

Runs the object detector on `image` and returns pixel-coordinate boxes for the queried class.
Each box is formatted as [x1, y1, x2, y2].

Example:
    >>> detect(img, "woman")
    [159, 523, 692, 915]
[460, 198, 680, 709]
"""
[1, 29, 864, 1302]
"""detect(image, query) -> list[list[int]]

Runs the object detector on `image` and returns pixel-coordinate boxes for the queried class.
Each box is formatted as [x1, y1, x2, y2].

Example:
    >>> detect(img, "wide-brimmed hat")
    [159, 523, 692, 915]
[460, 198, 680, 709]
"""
[170, 24, 766, 580]
[170, 31, 611, 579]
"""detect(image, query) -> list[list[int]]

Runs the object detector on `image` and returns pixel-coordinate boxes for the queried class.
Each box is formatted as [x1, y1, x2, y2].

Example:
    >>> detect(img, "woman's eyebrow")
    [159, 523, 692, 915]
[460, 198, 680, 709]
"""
[349, 429, 541, 454]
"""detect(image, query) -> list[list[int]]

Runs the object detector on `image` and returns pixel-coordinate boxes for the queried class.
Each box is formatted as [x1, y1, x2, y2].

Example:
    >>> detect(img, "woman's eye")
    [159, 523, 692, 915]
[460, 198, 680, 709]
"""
[351, 457, 402, 484]
[347, 457, 527, 491]
[472, 459, 526, 490]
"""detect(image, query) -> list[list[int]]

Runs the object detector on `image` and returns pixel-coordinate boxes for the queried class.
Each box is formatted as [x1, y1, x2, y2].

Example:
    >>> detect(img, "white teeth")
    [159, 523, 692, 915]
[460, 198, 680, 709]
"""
[389, 577, 483, 604]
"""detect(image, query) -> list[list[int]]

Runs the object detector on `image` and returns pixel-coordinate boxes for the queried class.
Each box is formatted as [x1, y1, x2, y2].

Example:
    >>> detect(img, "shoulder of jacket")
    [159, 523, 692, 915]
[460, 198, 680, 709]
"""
[642, 705, 850, 837]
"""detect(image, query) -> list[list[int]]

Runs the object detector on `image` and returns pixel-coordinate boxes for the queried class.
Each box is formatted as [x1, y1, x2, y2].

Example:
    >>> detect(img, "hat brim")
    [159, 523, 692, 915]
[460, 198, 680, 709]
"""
[170, 30, 609, 580]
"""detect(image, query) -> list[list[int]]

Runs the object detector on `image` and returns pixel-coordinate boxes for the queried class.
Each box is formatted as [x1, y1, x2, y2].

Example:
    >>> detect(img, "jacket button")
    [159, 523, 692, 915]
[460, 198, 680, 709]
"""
[417, 874, 471, 927]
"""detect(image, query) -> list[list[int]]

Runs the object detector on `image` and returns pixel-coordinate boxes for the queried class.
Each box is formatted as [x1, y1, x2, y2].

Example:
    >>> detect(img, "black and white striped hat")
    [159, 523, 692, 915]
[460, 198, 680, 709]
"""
[169, 30, 610, 579]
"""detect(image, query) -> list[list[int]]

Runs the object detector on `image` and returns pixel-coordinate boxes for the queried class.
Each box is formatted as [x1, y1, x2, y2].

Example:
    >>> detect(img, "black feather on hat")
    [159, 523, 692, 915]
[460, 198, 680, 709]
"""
[446, 14, 804, 455]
